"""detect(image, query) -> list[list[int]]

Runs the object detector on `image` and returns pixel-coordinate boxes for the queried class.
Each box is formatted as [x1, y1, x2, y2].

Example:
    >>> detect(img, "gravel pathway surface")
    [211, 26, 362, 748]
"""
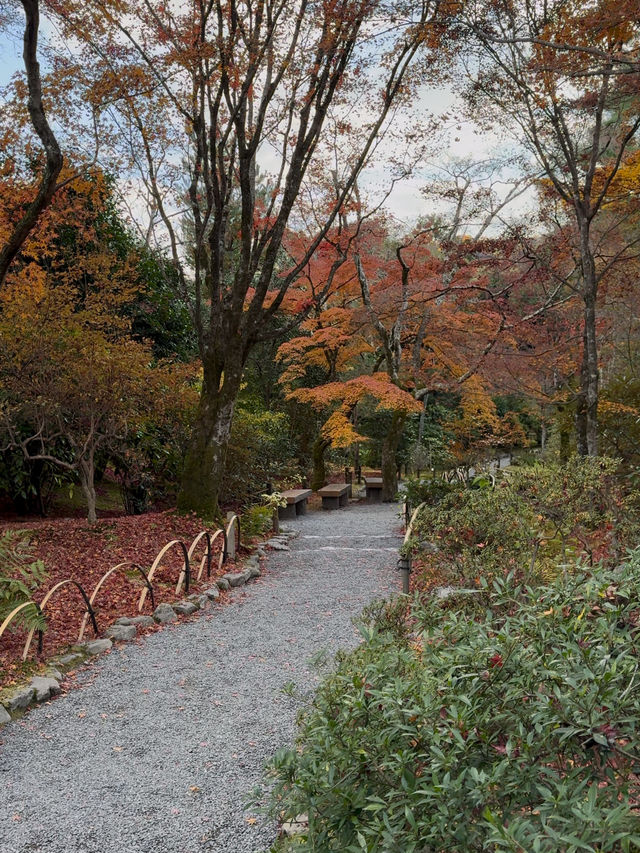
[0, 501, 402, 853]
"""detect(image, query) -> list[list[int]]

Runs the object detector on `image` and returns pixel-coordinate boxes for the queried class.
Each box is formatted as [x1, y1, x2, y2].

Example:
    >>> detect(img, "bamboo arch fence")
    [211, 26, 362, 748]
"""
[0, 513, 243, 663]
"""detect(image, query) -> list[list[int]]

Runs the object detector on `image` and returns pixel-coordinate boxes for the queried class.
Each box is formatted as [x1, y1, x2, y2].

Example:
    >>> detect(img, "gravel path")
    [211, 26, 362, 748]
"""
[0, 501, 402, 853]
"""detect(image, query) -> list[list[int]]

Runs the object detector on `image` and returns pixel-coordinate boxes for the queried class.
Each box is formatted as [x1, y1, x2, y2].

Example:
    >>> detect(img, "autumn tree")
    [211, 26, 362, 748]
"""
[0, 0, 62, 285]
[459, 0, 640, 455]
[279, 208, 527, 496]
[346, 167, 538, 494]
[42, 0, 457, 516]
[0, 170, 196, 522]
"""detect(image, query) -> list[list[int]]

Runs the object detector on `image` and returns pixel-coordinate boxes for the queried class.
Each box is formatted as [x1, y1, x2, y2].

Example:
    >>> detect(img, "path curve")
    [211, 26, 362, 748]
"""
[0, 502, 401, 853]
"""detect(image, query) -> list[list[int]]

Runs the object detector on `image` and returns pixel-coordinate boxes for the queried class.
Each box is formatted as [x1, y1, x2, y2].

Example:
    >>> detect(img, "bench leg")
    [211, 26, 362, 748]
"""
[339, 492, 349, 507]
[366, 489, 382, 504]
[322, 496, 340, 510]
[295, 499, 307, 516]
[279, 503, 297, 520]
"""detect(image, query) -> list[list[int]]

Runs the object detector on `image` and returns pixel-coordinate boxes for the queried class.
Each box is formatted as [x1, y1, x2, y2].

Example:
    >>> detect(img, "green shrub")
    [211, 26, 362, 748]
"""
[412, 457, 639, 585]
[413, 477, 531, 584]
[223, 408, 301, 503]
[264, 554, 640, 852]
[403, 476, 462, 514]
[242, 504, 274, 538]
[0, 530, 47, 631]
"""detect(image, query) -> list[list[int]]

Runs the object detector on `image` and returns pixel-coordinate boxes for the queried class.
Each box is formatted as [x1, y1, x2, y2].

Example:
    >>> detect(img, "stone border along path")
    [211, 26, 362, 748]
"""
[0, 501, 402, 853]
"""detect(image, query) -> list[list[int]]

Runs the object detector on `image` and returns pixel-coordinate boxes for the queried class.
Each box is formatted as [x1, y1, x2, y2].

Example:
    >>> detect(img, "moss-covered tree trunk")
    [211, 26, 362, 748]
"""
[311, 434, 331, 492]
[381, 411, 406, 501]
[177, 355, 243, 519]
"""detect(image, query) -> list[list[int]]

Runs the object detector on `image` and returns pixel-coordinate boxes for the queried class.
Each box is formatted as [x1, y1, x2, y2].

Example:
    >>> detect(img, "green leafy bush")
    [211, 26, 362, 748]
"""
[0, 530, 47, 631]
[264, 554, 640, 852]
[412, 457, 638, 585]
[413, 477, 530, 584]
[223, 408, 301, 504]
[242, 504, 274, 538]
[402, 476, 462, 514]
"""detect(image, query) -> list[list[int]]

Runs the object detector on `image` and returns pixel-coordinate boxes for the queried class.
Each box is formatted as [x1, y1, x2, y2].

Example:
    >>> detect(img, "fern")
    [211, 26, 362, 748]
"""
[0, 530, 47, 632]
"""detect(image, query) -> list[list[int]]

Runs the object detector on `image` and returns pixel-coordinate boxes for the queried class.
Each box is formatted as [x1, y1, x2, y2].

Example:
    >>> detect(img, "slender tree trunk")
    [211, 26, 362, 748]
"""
[578, 224, 599, 456]
[582, 286, 599, 456]
[78, 457, 97, 524]
[311, 434, 330, 492]
[381, 411, 406, 501]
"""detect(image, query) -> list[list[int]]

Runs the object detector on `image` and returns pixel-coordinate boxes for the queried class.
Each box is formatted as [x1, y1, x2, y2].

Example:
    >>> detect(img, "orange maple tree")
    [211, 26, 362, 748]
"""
[277, 213, 535, 495]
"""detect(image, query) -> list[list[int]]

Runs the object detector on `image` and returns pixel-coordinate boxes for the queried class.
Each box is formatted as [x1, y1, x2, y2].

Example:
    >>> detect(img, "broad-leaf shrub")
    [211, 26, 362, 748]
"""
[265, 555, 640, 852]
[413, 457, 638, 585]
[413, 477, 530, 584]
[223, 408, 300, 504]
[402, 476, 461, 514]
[242, 504, 274, 538]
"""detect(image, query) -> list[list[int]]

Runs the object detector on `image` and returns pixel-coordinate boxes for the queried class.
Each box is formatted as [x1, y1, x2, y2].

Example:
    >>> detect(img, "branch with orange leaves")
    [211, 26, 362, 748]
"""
[0, 0, 63, 286]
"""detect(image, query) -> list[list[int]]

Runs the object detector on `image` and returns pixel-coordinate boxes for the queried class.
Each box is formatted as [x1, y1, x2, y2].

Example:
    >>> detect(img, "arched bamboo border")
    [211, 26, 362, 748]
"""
[226, 514, 240, 560]
[176, 531, 212, 595]
[138, 539, 190, 612]
[2, 514, 243, 663]
[22, 579, 98, 661]
[77, 562, 155, 643]
[404, 502, 426, 548]
[211, 528, 227, 571]
[0, 600, 43, 647]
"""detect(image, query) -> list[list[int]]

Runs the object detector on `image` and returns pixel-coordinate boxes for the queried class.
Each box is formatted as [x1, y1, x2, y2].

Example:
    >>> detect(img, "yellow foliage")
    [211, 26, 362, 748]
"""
[321, 410, 368, 449]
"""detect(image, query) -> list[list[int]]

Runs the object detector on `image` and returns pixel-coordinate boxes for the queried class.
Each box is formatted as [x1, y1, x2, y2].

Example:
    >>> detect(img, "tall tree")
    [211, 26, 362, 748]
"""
[0, 0, 63, 285]
[48, 0, 453, 515]
[460, 0, 640, 455]
[0, 167, 196, 522]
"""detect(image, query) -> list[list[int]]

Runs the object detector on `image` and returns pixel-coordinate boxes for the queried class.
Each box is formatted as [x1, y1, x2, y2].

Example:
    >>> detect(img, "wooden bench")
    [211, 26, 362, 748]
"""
[317, 483, 350, 510]
[278, 489, 312, 520]
[364, 476, 383, 503]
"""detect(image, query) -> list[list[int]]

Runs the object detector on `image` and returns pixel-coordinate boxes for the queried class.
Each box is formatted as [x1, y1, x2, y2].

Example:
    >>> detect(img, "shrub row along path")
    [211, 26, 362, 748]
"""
[0, 501, 401, 853]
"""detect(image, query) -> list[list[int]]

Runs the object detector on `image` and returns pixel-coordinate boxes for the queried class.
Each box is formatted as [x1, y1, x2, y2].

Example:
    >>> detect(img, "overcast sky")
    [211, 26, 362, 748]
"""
[0, 15, 535, 234]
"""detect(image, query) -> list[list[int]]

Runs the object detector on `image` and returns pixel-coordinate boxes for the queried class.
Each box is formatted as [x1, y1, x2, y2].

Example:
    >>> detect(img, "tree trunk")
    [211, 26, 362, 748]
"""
[381, 411, 406, 501]
[582, 286, 599, 456]
[311, 434, 330, 492]
[575, 389, 588, 456]
[578, 224, 599, 456]
[177, 371, 240, 519]
[0, 0, 63, 286]
[78, 457, 97, 524]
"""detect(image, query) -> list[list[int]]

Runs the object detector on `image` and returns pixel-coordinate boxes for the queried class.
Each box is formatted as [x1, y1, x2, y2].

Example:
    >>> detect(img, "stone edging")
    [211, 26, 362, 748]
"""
[0, 528, 297, 728]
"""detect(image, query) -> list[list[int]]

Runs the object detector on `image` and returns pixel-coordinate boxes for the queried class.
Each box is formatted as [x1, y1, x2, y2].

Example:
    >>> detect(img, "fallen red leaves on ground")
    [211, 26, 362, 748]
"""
[0, 510, 242, 686]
